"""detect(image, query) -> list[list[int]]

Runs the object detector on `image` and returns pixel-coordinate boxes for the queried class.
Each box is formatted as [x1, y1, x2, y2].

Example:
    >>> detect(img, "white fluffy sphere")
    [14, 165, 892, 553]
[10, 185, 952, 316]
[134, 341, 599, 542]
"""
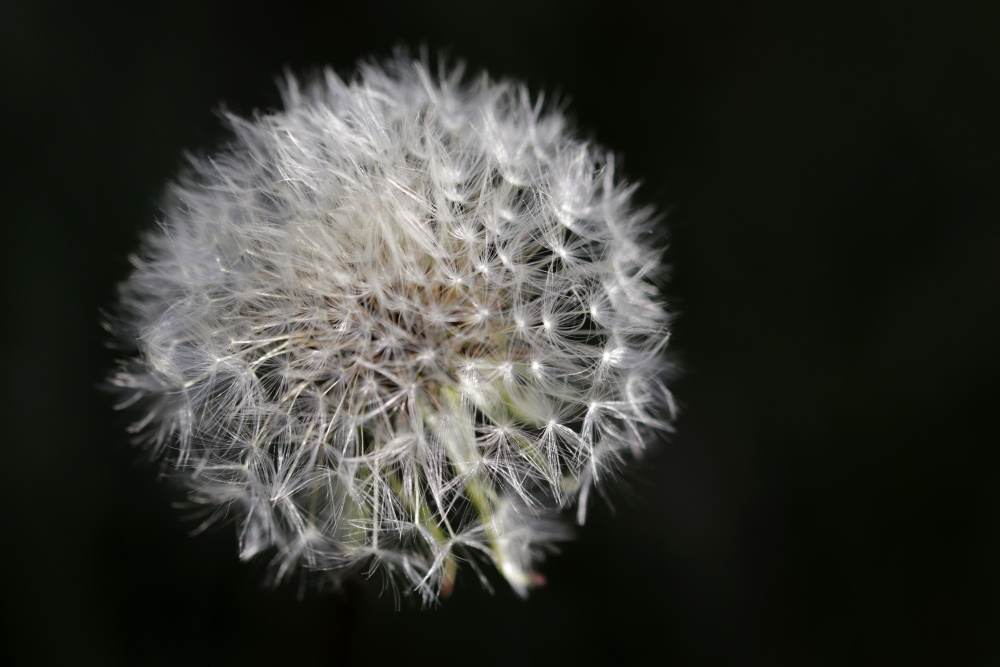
[109, 54, 676, 601]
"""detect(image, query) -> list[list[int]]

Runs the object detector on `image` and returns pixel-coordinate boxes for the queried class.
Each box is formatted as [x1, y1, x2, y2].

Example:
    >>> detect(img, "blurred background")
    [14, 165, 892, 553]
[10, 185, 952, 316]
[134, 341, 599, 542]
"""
[3, 1, 999, 664]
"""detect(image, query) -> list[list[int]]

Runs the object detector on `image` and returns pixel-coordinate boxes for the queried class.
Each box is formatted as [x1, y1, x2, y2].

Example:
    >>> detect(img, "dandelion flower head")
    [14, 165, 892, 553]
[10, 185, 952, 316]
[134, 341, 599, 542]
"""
[109, 53, 676, 602]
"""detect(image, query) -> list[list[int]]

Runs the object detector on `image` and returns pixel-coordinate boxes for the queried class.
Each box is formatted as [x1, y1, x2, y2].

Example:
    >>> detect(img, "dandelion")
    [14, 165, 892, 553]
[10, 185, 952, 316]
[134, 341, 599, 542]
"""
[107, 52, 676, 602]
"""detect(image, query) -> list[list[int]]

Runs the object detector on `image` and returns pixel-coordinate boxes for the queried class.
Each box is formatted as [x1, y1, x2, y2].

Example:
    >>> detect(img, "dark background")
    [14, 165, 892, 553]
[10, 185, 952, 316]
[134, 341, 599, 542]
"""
[3, 1, 999, 664]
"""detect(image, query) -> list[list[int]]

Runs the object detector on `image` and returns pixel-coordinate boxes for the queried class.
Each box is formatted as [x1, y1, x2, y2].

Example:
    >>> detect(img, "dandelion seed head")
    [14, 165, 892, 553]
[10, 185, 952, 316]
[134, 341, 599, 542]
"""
[107, 52, 676, 603]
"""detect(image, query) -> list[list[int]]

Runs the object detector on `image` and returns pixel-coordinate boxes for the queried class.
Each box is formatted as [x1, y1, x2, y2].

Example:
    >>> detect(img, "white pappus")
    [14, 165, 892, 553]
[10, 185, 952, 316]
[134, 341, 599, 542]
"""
[107, 52, 677, 603]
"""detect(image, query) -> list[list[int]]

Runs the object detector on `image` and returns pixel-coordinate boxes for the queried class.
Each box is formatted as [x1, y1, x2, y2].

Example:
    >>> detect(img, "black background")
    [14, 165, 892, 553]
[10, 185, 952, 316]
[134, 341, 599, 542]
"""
[3, 1, 999, 665]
